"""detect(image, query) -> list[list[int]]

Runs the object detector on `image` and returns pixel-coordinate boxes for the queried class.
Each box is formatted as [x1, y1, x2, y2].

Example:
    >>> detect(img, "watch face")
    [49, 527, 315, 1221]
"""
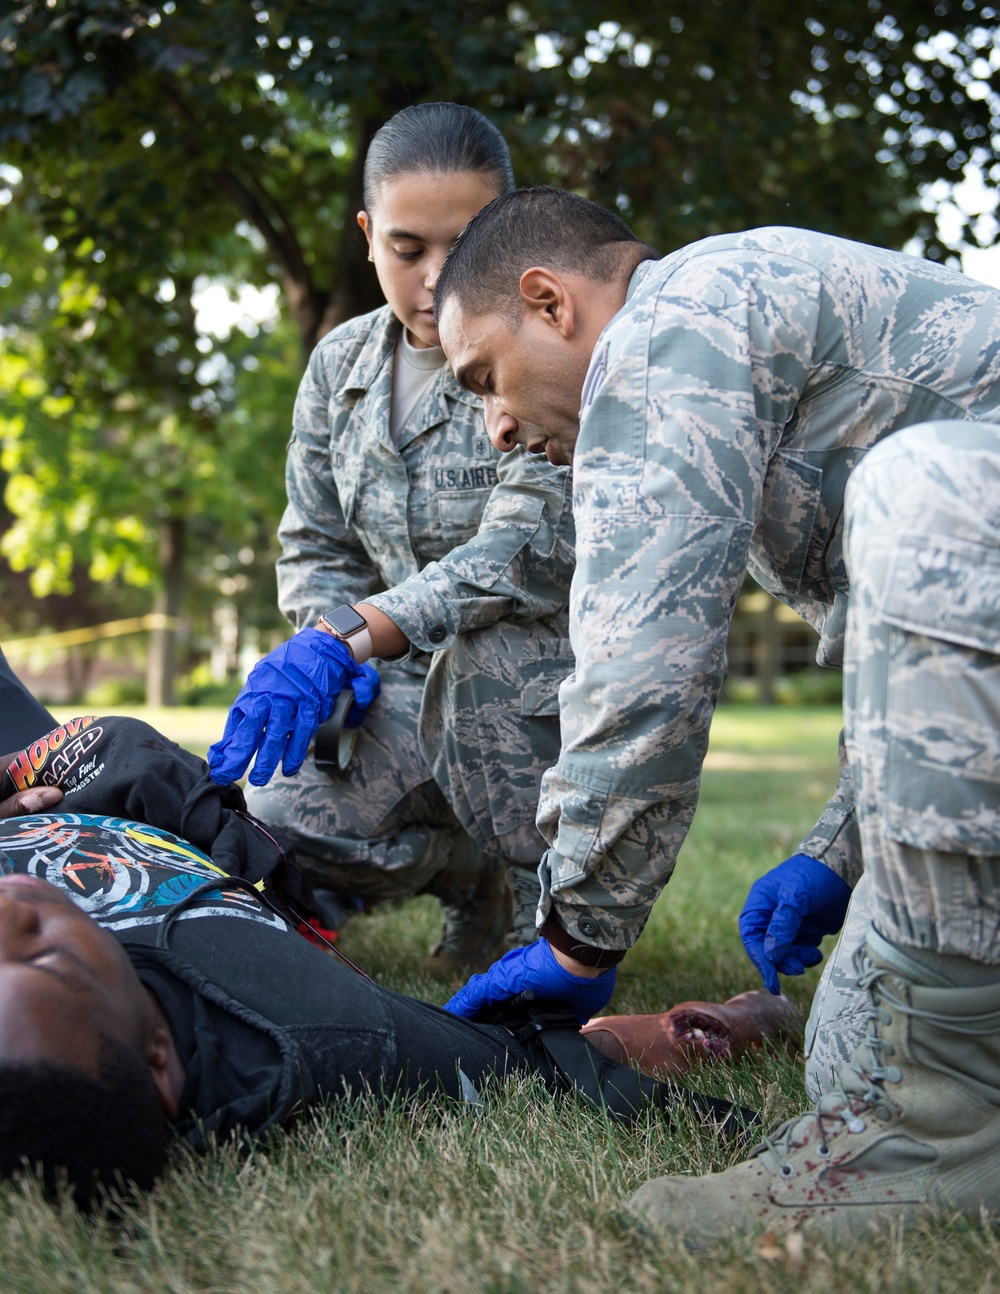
[323, 605, 367, 637]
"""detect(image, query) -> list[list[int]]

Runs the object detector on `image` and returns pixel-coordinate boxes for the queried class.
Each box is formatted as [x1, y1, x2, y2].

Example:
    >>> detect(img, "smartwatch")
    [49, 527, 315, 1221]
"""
[317, 604, 373, 664]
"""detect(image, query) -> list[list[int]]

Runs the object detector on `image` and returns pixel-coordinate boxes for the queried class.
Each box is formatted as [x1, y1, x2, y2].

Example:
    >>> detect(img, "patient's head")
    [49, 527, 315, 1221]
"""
[0, 1039, 168, 1207]
[0, 874, 178, 1205]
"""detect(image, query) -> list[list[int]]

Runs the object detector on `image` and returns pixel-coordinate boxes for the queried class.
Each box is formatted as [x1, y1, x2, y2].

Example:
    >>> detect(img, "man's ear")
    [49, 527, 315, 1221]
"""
[146, 1023, 179, 1119]
[357, 210, 373, 251]
[518, 267, 576, 338]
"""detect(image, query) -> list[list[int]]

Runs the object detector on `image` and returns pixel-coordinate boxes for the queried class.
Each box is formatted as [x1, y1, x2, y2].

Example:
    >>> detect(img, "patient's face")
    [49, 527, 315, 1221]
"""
[0, 873, 152, 1075]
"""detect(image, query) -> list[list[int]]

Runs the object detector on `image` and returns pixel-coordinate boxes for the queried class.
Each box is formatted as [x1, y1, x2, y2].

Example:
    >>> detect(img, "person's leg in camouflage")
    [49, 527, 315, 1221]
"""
[628, 420, 1000, 1243]
[420, 611, 571, 952]
[803, 872, 872, 1100]
[244, 661, 507, 970]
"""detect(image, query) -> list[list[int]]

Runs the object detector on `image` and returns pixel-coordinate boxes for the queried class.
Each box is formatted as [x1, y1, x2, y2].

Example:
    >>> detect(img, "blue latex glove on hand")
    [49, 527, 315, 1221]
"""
[345, 662, 381, 728]
[207, 628, 359, 787]
[739, 853, 852, 995]
[443, 938, 617, 1025]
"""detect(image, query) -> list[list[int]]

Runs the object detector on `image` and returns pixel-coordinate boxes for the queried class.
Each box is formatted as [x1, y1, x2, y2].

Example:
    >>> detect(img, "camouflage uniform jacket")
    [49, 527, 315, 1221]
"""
[277, 305, 576, 672]
[539, 227, 1000, 952]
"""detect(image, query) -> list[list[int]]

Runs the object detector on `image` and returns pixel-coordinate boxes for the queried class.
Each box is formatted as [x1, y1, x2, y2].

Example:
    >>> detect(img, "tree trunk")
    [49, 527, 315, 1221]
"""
[147, 514, 187, 706]
[64, 645, 92, 704]
[753, 595, 779, 705]
[307, 114, 386, 360]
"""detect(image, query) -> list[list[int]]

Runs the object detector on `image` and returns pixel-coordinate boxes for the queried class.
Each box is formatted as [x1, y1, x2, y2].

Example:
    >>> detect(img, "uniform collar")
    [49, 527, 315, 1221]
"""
[339, 306, 399, 395]
[625, 255, 662, 303]
[340, 305, 480, 414]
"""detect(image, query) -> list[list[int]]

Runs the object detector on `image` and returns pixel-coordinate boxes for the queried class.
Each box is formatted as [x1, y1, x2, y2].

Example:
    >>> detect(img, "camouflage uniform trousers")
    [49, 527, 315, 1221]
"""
[804, 872, 873, 1099]
[244, 614, 568, 903]
[805, 419, 1000, 1097]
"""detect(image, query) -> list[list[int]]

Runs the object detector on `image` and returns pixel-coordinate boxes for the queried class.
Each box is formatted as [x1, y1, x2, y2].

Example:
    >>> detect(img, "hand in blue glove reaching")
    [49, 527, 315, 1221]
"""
[207, 628, 362, 787]
[444, 938, 617, 1025]
[344, 662, 381, 728]
[739, 853, 852, 995]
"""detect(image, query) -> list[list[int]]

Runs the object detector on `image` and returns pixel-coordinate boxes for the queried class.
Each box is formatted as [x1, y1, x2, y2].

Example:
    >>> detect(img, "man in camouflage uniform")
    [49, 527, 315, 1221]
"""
[435, 188, 1000, 1238]
[239, 306, 575, 969]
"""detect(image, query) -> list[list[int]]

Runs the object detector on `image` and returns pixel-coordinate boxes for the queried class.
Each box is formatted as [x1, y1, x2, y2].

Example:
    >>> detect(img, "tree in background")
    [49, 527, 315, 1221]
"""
[1, 1, 997, 701]
[0, 190, 299, 701]
[523, 2, 999, 255]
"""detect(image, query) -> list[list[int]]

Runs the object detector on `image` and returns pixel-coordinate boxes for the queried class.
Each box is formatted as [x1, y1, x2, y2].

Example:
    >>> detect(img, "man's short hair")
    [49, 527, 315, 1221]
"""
[435, 186, 650, 325]
[0, 1034, 167, 1208]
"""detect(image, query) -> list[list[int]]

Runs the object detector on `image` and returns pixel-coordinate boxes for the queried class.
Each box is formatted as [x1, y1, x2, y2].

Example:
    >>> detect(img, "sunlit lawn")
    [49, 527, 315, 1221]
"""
[7, 703, 995, 1292]
[49, 704, 231, 763]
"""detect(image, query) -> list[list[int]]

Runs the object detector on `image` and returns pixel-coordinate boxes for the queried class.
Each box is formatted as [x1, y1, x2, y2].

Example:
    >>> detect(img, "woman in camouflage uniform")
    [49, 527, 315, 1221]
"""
[237, 104, 576, 972]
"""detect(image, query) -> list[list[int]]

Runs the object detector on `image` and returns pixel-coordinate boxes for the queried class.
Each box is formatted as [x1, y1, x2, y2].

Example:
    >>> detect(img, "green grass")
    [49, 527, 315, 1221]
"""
[4, 704, 994, 1291]
[49, 704, 230, 762]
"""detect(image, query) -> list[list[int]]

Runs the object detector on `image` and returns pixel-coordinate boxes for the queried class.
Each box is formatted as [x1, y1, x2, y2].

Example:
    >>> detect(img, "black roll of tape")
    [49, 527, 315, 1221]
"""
[313, 687, 358, 773]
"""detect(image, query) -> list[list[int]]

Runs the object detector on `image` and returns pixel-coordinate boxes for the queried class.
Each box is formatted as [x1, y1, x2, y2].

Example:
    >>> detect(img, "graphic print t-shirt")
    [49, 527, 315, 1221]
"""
[0, 811, 287, 936]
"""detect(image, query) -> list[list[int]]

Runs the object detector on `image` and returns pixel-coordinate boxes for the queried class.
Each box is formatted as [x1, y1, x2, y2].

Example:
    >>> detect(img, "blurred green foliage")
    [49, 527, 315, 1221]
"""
[0, 1, 997, 695]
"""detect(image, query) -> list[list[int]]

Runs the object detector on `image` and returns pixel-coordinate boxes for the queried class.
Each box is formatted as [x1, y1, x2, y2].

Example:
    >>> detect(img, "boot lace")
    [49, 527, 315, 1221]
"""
[755, 951, 903, 1178]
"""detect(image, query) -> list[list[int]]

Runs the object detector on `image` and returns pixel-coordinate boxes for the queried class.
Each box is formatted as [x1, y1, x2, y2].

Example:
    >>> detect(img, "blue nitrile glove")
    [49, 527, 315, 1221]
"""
[443, 938, 617, 1025]
[344, 662, 380, 728]
[739, 853, 852, 995]
[207, 628, 359, 787]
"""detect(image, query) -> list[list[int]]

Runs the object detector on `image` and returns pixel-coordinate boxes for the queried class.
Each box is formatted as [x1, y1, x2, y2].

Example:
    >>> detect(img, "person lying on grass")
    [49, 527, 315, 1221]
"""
[0, 714, 770, 1209]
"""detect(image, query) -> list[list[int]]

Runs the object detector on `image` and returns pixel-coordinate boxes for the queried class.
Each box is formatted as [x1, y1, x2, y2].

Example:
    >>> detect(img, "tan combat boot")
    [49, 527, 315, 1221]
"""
[627, 926, 1000, 1245]
[422, 842, 511, 977]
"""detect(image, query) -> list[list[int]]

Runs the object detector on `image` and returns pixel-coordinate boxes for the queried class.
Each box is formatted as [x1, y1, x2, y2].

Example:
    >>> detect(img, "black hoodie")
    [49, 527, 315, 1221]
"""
[0, 717, 530, 1143]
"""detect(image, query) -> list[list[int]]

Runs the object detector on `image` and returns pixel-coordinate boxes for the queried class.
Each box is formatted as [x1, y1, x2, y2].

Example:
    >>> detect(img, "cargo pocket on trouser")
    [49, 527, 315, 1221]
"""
[861, 533, 1000, 957]
[520, 651, 569, 770]
[504, 645, 572, 864]
[880, 535, 1000, 857]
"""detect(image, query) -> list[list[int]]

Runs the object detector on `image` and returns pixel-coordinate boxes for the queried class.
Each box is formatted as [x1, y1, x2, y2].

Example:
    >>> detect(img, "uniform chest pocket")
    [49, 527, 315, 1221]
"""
[436, 488, 492, 546]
